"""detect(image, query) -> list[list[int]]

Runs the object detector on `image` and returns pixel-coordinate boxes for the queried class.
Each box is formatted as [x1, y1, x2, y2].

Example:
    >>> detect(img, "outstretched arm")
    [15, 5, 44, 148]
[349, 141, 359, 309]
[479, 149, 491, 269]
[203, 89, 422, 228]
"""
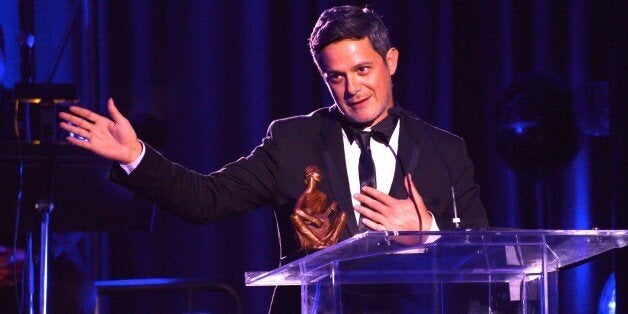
[58, 98, 142, 164]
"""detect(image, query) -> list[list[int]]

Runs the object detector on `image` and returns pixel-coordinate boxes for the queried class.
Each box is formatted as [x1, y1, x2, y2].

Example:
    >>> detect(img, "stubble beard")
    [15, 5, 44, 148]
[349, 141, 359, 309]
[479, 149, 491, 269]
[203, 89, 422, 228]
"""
[343, 88, 394, 127]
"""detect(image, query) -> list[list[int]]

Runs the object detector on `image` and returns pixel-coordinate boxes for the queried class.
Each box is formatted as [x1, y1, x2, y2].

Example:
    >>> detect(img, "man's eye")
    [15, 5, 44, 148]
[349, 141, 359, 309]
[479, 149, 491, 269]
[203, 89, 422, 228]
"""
[358, 67, 370, 74]
[327, 74, 343, 83]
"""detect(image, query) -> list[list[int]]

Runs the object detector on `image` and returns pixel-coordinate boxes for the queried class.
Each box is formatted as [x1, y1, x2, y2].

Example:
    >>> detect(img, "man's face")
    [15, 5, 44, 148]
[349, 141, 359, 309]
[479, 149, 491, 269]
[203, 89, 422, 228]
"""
[319, 38, 398, 127]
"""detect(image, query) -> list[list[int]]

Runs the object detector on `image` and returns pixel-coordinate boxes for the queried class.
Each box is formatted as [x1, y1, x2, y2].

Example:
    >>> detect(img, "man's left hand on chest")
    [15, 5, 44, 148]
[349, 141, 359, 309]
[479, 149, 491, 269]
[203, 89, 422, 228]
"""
[353, 174, 433, 231]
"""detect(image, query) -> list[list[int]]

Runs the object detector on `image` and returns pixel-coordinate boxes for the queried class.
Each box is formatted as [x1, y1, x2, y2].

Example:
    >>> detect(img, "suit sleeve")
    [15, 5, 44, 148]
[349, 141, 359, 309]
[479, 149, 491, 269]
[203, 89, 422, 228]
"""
[108, 123, 282, 225]
[451, 140, 490, 229]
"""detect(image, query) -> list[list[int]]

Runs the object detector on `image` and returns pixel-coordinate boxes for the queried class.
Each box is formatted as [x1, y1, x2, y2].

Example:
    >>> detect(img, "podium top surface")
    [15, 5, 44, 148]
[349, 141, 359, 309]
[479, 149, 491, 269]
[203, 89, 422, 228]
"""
[245, 229, 627, 286]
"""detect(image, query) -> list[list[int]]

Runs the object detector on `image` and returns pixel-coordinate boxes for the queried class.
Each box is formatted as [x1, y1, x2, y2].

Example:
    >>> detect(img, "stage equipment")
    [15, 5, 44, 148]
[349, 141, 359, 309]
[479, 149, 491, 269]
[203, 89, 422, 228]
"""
[494, 71, 580, 175]
[12, 82, 79, 314]
[13, 83, 78, 144]
[3, 84, 153, 313]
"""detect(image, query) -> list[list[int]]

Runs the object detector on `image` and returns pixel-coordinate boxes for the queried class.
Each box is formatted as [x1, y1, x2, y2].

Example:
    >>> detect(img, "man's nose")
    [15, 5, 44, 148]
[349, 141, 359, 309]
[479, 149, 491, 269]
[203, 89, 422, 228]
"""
[345, 75, 362, 96]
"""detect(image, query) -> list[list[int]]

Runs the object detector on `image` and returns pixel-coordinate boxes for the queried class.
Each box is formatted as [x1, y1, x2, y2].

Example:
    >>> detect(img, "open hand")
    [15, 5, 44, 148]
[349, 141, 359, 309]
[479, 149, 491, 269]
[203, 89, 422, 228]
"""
[353, 174, 432, 231]
[59, 99, 142, 164]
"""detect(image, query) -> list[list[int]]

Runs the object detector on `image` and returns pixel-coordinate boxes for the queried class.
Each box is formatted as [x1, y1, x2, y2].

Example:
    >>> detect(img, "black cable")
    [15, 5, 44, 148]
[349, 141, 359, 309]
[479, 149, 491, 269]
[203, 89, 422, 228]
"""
[380, 130, 424, 233]
[389, 106, 462, 228]
[267, 211, 283, 314]
[13, 138, 24, 314]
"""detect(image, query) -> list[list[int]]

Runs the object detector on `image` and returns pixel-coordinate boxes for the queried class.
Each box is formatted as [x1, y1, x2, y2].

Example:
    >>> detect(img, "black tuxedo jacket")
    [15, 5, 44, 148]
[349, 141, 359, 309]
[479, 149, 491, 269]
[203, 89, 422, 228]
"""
[110, 105, 488, 258]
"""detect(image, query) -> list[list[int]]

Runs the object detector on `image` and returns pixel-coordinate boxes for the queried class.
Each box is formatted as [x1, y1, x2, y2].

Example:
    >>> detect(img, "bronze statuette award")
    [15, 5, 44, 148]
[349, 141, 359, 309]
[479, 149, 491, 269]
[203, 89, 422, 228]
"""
[291, 166, 347, 250]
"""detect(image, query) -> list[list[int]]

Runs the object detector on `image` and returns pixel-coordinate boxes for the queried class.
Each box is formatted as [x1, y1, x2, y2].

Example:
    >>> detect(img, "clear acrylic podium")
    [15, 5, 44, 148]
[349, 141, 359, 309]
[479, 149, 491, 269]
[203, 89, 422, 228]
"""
[246, 229, 627, 313]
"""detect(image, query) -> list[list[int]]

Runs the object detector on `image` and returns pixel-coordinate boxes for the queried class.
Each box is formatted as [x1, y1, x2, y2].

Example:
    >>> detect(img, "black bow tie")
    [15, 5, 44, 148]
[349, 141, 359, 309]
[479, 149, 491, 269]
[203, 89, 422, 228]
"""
[343, 114, 398, 145]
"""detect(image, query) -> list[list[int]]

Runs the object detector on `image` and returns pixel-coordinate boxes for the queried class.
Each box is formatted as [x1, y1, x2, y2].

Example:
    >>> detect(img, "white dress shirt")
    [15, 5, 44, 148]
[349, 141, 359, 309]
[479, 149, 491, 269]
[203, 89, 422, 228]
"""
[342, 121, 439, 231]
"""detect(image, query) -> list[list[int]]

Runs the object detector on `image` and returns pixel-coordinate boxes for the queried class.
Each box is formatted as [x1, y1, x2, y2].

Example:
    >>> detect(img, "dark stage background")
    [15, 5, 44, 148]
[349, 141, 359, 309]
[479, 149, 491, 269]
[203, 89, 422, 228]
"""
[1, 1, 625, 313]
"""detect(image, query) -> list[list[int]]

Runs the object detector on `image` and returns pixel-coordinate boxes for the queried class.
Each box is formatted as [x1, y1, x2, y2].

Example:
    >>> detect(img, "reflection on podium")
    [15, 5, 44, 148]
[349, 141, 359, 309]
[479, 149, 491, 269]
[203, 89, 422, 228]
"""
[246, 230, 627, 313]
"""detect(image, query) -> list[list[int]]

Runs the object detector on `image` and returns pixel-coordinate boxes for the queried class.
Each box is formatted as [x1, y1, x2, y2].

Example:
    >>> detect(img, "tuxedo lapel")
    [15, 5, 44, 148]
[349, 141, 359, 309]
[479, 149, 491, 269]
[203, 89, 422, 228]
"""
[314, 107, 425, 236]
[388, 113, 423, 199]
[317, 107, 360, 235]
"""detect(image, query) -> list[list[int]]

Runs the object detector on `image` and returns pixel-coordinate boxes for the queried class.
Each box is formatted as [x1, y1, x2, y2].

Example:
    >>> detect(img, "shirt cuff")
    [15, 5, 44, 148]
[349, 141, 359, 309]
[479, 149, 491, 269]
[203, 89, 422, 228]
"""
[423, 211, 441, 244]
[119, 140, 146, 175]
[428, 211, 440, 231]
[394, 211, 441, 254]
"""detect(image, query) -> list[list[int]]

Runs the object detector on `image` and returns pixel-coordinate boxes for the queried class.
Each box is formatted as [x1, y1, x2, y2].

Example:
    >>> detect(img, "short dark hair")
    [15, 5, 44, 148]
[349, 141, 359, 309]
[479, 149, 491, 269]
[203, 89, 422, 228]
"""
[309, 6, 392, 73]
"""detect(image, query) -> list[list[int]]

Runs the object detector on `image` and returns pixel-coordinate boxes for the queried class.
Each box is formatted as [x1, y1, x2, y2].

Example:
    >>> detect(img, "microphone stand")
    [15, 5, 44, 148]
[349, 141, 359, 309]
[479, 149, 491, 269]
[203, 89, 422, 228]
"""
[36, 199, 53, 314]
[22, 147, 56, 314]
[13, 84, 76, 313]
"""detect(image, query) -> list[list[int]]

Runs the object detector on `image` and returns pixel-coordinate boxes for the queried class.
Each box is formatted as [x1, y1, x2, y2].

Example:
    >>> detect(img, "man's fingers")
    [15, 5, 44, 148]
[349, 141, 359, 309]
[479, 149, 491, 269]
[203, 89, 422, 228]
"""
[353, 192, 384, 211]
[405, 174, 432, 230]
[360, 217, 384, 231]
[58, 113, 93, 132]
[360, 186, 395, 206]
[354, 204, 384, 222]
[67, 105, 102, 123]
[66, 136, 92, 149]
[59, 122, 90, 140]
[107, 98, 126, 123]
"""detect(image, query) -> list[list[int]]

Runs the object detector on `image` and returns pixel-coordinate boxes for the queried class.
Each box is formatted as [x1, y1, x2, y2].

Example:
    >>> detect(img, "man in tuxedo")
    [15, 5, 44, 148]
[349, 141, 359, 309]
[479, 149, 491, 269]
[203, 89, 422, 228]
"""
[59, 5, 488, 312]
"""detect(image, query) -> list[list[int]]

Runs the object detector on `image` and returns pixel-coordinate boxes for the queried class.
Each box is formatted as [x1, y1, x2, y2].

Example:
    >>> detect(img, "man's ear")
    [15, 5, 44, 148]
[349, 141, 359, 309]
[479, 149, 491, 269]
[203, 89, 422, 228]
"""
[386, 48, 399, 75]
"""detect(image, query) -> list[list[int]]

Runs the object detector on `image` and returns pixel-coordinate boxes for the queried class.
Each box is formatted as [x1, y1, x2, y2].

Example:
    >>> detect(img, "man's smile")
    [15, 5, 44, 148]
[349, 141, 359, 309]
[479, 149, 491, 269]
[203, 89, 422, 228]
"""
[347, 95, 370, 107]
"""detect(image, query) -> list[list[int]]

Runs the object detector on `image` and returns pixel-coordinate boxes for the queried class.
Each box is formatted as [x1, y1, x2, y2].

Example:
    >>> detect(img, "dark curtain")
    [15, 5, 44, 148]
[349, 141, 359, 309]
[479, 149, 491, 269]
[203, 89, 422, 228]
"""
[1, 0, 625, 313]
